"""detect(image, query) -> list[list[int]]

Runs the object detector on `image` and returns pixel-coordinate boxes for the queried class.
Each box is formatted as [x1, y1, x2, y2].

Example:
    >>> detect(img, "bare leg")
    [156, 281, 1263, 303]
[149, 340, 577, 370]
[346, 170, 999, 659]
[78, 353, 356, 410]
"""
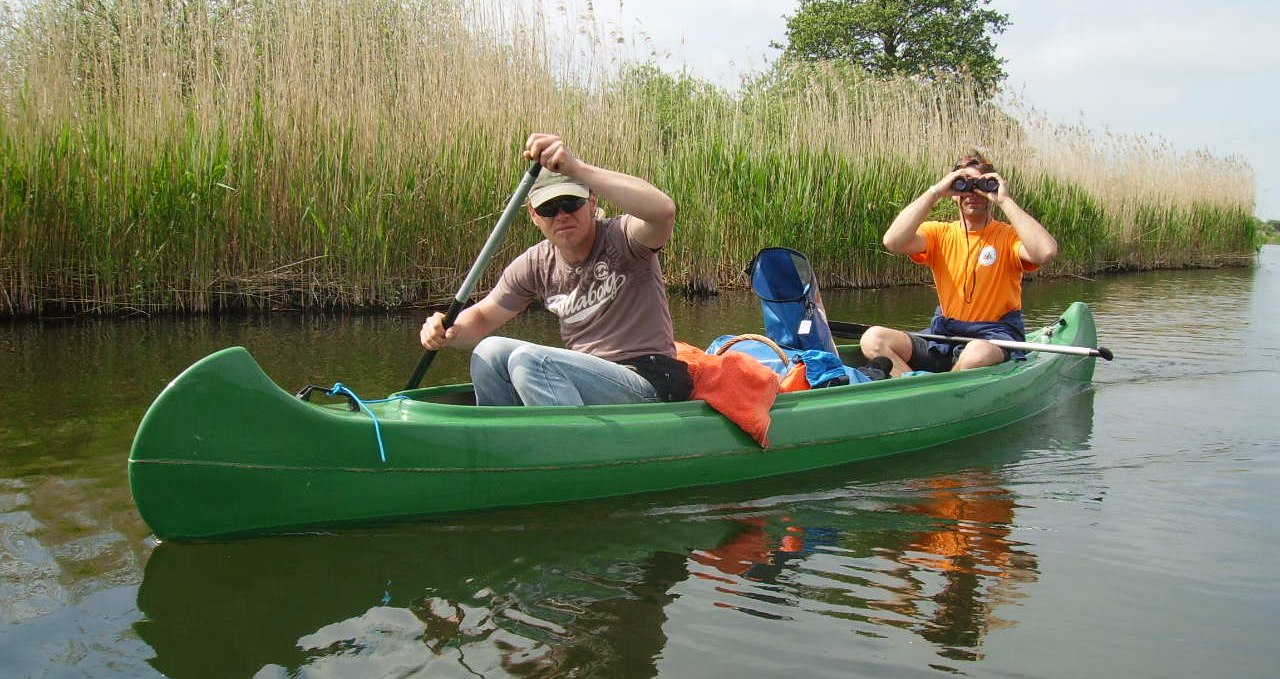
[951, 340, 1005, 371]
[859, 326, 915, 377]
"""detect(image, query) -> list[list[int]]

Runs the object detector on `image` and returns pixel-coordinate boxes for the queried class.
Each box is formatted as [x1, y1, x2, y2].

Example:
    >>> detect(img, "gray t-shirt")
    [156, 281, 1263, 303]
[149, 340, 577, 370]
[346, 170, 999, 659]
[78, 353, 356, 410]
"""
[488, 215, 675, 362]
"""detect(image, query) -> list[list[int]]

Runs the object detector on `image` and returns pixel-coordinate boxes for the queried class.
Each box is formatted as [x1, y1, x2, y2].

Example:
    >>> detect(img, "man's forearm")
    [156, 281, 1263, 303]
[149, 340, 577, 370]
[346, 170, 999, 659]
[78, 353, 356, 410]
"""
[999, 198, 1058, 263]
[441, 301, 512, 349]
[572, 163, 675, 227]
[883, 188, 937, 253]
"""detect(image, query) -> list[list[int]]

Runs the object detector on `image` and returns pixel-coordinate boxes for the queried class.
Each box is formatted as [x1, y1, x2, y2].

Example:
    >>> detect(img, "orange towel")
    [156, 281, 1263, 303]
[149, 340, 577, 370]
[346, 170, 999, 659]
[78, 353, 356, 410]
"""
[675, 341, 780, 447]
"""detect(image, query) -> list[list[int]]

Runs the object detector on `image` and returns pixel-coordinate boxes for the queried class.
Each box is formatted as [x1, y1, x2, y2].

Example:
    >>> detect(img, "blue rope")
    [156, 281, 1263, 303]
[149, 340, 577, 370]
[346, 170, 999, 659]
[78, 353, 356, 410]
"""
[325, 383, 406, 464]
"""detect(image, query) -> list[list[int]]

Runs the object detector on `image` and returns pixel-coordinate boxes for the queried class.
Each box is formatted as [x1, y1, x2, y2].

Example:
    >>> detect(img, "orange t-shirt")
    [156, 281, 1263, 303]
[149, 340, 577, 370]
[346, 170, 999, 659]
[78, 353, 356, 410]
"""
[908, 220, 1038, 322]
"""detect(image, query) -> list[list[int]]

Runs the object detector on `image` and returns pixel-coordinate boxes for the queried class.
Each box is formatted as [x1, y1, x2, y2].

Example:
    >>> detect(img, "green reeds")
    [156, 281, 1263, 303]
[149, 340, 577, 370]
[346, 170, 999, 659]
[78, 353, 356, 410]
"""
[0, 0, 1258, 317]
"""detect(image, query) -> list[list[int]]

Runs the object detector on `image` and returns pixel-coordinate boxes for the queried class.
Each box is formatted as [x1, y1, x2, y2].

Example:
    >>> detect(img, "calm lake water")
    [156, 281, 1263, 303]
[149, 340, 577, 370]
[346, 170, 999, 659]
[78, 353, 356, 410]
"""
[2, 246, 1278, 679]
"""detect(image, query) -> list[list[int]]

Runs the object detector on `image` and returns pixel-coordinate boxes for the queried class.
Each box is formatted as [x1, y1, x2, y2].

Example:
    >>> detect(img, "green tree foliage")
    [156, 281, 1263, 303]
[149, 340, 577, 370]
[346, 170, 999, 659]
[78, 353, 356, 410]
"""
[1262, 219, 1280, 245]
[774, 0, 1010, 93]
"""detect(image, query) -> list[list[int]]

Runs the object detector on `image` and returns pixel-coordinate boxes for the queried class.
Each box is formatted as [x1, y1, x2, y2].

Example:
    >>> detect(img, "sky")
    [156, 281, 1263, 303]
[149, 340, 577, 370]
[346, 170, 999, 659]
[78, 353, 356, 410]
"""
[558, 0, 1280, 219]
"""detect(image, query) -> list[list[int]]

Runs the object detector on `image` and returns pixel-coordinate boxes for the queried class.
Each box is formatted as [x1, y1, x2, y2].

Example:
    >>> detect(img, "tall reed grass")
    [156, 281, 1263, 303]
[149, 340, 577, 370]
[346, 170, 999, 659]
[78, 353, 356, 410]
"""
[0, 0, 1258, 316]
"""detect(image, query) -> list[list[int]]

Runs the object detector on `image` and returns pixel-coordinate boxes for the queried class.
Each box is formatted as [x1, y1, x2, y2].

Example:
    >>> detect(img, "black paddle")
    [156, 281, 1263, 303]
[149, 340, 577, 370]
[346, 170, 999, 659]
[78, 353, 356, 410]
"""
[828, 319, 1114, 361]
[403, 161, 543, 391]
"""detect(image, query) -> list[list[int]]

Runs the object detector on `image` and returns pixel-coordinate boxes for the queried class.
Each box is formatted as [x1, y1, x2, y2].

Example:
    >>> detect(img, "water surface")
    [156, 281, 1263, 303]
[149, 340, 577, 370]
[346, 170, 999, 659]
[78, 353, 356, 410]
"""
[2, 248, 1278, 678]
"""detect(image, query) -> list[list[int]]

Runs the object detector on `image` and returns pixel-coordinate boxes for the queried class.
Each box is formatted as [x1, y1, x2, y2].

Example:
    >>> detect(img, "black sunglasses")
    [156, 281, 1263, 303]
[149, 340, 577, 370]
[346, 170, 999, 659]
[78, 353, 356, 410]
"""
[533, 195, 588, 218]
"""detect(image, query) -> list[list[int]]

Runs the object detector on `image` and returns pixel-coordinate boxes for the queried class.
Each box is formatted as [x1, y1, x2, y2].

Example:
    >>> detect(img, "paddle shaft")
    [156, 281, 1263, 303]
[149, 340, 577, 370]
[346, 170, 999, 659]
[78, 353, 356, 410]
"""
[828, 319, 1113, 361]
[404, 161, 543, 390]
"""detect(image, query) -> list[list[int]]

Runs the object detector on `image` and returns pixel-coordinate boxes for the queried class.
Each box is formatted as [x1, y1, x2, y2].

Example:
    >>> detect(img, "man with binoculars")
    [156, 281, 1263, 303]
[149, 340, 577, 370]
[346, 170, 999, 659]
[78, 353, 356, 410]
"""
[859, 151, 1058, 376]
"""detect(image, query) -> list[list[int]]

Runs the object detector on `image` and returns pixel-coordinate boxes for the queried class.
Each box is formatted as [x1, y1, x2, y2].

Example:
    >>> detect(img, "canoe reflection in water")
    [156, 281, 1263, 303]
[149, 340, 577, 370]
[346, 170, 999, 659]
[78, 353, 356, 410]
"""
[135, 392, 1093, 678]
[688, 472, 1035, 661]
[135, 513, 723, 678]
[889, 475, 1037, 659]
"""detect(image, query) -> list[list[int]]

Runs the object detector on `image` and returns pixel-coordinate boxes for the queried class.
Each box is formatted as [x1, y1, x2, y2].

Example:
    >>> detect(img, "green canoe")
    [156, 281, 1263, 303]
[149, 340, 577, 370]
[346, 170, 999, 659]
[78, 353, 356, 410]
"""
[129, 301, 1101, 541]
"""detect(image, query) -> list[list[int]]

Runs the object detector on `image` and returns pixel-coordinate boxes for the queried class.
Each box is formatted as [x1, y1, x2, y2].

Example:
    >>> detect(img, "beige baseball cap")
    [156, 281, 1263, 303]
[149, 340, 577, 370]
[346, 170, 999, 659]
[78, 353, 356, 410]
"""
[527, 170, 590, 208]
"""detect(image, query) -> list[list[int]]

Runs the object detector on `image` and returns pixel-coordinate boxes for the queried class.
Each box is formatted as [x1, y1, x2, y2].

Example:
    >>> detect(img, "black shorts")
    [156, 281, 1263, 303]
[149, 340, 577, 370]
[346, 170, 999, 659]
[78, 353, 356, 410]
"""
[907, 333, 964, 372]
[907, 334, 1018, 372]
[905, 310, 1027, 372]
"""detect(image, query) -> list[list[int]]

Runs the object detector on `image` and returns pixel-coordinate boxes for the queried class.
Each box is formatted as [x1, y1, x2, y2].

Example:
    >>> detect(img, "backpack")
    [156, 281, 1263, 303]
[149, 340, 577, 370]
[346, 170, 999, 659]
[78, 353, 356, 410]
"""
[745, 247, 839, 355]
[703, 335, 873, 387]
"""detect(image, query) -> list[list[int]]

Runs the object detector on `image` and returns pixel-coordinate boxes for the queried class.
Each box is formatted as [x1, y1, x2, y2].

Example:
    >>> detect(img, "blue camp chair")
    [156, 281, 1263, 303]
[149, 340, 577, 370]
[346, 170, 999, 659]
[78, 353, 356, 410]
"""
[746, 247, 839, 354]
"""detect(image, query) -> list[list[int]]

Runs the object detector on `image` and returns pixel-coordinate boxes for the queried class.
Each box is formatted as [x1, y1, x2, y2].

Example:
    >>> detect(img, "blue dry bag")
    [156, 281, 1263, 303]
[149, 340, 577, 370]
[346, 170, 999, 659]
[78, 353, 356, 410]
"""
[746, 247, 839, 355]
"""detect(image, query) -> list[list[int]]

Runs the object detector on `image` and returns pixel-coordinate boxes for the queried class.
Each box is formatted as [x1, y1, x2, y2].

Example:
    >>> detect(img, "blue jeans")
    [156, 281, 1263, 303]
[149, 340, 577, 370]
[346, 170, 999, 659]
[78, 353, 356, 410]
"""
[470, 337, 660, 406]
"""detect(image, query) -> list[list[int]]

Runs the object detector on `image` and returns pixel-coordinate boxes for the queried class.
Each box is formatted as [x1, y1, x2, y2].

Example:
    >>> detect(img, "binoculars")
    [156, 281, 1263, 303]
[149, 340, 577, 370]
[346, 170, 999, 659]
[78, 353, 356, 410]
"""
[950, 176, 999, 193]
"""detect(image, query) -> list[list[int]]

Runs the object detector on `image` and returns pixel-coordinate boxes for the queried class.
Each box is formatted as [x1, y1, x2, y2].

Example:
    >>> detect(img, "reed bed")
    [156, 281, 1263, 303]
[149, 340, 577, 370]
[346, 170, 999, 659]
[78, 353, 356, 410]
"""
[0, 0, 1258, 317]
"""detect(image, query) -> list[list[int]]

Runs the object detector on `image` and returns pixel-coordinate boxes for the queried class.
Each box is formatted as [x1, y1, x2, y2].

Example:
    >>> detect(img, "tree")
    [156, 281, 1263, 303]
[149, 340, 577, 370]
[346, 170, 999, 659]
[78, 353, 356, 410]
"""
[774, 0, 1010, 93]
[1264, 219, 1280, 245]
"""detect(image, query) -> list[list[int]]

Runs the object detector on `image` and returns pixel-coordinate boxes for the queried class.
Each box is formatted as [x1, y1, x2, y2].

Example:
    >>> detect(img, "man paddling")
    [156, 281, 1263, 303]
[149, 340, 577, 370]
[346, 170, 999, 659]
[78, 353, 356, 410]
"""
[860, 150, 1058, 376]
[418, 133, 690, 405]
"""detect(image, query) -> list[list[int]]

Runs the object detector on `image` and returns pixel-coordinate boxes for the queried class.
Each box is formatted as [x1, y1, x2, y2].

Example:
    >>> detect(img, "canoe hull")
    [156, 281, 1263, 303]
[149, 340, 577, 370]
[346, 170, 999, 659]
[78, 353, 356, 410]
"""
[129, 302, 1099, 540]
